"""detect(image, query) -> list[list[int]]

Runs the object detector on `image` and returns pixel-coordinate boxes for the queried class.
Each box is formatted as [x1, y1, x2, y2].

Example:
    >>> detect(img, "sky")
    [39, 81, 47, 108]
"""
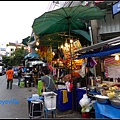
[0, 1, 54, 44]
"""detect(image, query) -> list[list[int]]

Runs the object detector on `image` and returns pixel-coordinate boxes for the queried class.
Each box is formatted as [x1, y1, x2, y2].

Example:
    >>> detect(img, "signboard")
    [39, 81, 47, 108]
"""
[112, 1, 120, 15]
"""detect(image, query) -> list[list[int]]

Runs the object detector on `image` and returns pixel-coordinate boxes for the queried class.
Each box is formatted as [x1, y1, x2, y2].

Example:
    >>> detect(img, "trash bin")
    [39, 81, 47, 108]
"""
[27, 96, 44, 118]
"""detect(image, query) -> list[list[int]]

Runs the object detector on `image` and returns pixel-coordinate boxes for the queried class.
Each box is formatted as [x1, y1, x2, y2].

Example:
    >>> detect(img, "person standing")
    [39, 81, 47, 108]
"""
[41, 66, 56, 92]
[32, 67, 38, 85]
[18, 67, 22, 86]
[6, 66, 14, 89]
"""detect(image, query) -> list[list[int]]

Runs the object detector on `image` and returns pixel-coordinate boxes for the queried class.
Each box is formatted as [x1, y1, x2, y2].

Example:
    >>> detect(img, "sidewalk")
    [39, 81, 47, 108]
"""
[31, 86, 82, 118]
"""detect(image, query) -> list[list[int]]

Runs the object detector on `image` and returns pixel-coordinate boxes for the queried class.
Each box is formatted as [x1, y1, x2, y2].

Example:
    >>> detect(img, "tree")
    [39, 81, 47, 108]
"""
[2, 47, 29, 67]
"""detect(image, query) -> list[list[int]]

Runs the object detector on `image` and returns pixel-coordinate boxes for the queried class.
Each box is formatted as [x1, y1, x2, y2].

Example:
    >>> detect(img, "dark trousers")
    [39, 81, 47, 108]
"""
[7, 80, 13, 89]
[18, 76, 21, 86]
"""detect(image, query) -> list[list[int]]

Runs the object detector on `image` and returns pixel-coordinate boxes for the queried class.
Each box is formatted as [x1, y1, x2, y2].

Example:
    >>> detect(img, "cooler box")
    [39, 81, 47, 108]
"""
[55, 89, 72, 111]
[43, 92, 57, 110]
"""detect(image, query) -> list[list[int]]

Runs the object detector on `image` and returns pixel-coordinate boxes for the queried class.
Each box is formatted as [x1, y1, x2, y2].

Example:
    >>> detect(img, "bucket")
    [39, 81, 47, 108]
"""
[81, 112, 90, 118]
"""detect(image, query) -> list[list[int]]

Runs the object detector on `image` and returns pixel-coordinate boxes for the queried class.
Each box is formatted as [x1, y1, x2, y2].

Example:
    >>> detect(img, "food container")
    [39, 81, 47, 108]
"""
[89, 86, 96, 92]
[95, 95, 109, 104]
[110, 97, 120, 108]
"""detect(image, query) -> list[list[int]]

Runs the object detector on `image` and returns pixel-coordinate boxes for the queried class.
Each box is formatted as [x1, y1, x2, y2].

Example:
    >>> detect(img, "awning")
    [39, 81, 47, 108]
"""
[77, 44, 120, 59]
[22, 36, 34, 46]
[24, 53, 39, 59]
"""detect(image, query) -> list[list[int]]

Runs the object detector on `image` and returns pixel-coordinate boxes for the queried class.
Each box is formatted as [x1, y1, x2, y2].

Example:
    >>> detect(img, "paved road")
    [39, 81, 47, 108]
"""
[0, 75, 38, 119]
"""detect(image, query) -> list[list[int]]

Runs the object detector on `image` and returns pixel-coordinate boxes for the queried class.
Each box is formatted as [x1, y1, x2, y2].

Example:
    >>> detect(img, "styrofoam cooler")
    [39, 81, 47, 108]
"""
[43, 92, 57, 110]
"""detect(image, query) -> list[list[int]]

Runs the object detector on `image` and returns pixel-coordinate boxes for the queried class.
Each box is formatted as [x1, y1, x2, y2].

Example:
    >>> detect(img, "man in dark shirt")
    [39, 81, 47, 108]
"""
[18, 68, 22, 86]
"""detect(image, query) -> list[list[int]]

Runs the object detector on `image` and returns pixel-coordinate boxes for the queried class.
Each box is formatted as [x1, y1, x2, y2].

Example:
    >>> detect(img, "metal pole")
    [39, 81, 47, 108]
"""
[89, 26, 96, 78]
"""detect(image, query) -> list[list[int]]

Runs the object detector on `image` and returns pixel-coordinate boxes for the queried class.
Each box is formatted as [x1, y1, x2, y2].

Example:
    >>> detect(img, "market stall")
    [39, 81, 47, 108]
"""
[74, 36, 120, 119]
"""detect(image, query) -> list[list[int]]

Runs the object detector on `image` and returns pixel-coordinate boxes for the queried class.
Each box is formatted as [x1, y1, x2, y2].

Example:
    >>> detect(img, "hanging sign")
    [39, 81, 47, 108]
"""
[112, 1, 120, 16]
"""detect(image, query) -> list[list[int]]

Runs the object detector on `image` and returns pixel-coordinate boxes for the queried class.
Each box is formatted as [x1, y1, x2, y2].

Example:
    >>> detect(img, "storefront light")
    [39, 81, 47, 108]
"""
[115, 54, 119, 61]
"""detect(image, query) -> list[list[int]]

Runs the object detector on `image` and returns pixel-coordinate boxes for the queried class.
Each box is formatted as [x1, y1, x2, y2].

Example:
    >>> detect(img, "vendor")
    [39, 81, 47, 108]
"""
[41, 66, 56, 92]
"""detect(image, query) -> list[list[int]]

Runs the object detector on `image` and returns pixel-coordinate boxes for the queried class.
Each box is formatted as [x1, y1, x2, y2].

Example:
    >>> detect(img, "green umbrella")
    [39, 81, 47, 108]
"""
[32, 5, 106, 37]
[37, 31, 91, 49]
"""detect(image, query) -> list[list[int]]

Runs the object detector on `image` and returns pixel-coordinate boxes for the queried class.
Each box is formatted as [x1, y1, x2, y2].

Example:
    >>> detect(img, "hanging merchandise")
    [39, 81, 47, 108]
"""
[78, 59, 87, 78]
[73, 40, 82, 52]
[53, 68, 56, 76]
[86, 57, 97, 68]
[37, 46, 48, 59]
[62, 44, 71, 59]
[46, 45, 54, 62]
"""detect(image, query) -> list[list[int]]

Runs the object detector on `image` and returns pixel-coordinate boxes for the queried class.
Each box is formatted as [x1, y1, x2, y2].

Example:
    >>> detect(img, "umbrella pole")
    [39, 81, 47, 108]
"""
[67, 17, 74, 111]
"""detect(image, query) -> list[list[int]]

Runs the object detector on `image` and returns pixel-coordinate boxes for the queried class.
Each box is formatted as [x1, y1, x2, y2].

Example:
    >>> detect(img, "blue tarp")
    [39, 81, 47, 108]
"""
[94, 102, 120, 118]
[77, 45, 120, 59]
[24, 53, 39, 59]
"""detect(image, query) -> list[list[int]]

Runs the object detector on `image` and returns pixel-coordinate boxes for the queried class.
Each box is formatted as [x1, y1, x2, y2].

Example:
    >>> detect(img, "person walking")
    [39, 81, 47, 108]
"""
[41, 66, 56, 93]
[6, 66, 14, 89]
[18, 67, 22, 86]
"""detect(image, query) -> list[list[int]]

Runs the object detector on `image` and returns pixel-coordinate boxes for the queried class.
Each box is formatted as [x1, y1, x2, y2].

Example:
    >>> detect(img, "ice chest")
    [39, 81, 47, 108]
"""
[43, 92, 57, 110]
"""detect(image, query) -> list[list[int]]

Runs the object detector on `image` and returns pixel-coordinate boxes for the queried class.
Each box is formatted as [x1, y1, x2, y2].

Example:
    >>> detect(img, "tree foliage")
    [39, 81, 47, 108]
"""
[2, 47, 29, 67]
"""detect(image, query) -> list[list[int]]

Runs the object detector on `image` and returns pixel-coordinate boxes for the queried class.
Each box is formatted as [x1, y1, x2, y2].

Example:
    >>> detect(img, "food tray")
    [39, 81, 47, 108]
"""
[110, 97, 120, 108]
[95, 95, 110, 104]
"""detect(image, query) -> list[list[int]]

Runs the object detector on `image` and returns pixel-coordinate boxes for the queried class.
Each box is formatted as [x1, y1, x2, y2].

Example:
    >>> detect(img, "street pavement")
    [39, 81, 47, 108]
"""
[0, 75, 37, 119]
[0, 75, 82, 119]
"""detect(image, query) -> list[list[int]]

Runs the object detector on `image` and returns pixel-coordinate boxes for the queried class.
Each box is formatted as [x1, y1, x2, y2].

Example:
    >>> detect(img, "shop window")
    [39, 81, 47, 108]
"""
[11, 48, 14, 51]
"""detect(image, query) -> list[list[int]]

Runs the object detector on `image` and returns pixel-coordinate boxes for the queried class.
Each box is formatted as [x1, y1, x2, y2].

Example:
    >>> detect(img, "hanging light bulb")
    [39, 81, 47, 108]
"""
[65, 42, 68, 47]
[52, 52, 55, 56]
[115, 54, 119, 61]
[35, 48, 38, 51]
[70, 39, 73, 44]
[36, 40, 40, 46]
[61, 44, 64, 48]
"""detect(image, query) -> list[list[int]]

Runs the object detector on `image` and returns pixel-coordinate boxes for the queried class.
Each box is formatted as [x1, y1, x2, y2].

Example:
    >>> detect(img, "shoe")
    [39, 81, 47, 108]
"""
[10, 88, 12, 89]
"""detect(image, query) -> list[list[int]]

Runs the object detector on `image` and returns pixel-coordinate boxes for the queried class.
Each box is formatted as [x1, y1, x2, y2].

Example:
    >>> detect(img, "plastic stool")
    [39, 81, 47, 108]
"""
[44, 108, 56, 118]
[29, 100, 44, 119]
